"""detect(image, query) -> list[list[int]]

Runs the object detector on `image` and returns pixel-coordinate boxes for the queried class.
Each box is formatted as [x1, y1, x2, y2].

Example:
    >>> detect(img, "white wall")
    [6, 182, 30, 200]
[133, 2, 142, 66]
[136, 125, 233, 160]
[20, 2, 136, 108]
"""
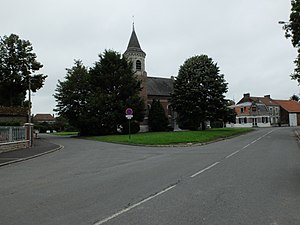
[226, 122, 271, 128]
[289, 113, 297, 127]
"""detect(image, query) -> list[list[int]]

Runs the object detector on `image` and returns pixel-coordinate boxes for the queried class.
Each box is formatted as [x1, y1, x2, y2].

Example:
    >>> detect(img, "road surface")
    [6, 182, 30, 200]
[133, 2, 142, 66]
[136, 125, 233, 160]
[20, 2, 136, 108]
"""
[0, 127, 299, 225]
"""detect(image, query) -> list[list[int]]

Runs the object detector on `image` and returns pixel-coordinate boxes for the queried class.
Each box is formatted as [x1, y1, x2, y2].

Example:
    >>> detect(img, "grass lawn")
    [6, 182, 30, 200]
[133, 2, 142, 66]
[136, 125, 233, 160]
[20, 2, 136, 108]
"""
[52, 131, 79, 136]
[88, 128, 253, 145]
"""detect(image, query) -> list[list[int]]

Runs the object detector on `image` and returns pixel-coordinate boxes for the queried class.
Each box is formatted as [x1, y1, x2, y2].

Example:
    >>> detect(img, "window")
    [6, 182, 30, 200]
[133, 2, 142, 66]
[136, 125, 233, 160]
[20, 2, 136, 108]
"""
[262, 117, 269, 123]
[244, 118, 247, 123]
[241, 108, 244, 113]
[269, 107, 273, 114]
[136, 60, 142, 70]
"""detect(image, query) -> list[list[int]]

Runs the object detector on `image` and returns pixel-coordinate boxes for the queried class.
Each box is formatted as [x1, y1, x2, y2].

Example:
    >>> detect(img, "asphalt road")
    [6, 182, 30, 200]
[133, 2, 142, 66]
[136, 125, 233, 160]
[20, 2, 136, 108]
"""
[0, 127, 300, 225]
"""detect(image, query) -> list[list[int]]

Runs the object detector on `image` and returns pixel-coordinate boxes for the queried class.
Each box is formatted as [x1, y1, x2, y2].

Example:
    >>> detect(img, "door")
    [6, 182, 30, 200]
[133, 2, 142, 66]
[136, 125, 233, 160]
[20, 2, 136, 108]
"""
[252, 118, 257, 127]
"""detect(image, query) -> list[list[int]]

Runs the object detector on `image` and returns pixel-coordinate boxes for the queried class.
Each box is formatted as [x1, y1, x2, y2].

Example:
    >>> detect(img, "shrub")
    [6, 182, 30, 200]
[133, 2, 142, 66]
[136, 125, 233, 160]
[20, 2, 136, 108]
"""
[148, 99, 169, 132]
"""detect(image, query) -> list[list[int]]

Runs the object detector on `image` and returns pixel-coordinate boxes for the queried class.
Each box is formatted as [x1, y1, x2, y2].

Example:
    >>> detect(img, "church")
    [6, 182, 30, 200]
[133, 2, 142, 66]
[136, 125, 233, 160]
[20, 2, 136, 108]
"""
[123, 26, 175, 131]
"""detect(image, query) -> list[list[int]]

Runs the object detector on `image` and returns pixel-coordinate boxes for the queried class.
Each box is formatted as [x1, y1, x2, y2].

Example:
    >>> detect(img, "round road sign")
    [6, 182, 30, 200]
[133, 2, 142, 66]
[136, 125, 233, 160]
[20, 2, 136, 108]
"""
[125, 108, 133, 115]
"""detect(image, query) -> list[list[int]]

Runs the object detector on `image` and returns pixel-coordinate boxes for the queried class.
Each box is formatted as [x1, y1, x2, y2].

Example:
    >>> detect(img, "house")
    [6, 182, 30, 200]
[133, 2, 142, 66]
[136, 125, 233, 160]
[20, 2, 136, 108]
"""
[124, 25, 174, 131]
[228, 100, 271, 128]
[237, 93, 280, 125]
[272, 100, 300, 126]
[0, 106, 28, 124]
[32, 114, 55, 124]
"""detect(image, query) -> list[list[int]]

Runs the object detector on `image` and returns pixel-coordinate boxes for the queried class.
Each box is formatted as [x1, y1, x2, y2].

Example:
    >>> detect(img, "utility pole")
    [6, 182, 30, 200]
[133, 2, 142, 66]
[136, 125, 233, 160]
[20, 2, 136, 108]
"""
[28, 76, 31, 123]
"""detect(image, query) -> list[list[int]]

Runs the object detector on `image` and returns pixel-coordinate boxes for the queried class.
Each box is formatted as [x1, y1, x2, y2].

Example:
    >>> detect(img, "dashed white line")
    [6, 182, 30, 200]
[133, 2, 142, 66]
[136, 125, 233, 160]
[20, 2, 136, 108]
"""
[190, 162, 220, 178]
[93, 184, 177, 225]
[94, 129, 276, 224]
[225, 150, 240, 159]
[242, 144, 251, 149]
[241, 129, 275, 150]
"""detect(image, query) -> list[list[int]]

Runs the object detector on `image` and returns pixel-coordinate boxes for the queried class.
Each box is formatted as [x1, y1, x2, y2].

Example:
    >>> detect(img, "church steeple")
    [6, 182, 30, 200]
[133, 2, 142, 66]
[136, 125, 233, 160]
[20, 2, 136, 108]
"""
[124, 24, 146, 73]
[125, 24, 146, 56]
[124, 24, 148, 114]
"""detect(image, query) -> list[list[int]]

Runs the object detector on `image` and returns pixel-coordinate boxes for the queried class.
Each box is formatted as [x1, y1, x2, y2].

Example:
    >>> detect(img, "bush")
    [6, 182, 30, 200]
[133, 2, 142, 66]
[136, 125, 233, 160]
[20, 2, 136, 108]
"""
[148, 99, 169, 132]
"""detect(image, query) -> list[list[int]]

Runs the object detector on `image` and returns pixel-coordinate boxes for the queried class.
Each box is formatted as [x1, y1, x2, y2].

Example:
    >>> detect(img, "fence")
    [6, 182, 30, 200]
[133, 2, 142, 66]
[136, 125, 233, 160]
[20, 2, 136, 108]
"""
[0, 126, 26, 143]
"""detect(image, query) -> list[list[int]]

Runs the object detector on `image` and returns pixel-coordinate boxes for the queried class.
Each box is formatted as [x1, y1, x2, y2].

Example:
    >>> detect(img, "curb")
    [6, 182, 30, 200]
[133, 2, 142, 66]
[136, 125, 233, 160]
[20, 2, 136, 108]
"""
[0, 144, 64, 167]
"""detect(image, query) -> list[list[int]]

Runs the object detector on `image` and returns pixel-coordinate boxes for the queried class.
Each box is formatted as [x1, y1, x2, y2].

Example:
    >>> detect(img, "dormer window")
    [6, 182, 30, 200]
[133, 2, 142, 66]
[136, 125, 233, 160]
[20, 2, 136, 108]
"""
[136, 60, 141, 70]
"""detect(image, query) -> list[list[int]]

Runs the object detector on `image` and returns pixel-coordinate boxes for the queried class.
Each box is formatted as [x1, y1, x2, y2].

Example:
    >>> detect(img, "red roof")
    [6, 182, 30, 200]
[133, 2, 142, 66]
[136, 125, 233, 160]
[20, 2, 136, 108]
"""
[273, 100, 300, 113]
[33, 114, 55, 122]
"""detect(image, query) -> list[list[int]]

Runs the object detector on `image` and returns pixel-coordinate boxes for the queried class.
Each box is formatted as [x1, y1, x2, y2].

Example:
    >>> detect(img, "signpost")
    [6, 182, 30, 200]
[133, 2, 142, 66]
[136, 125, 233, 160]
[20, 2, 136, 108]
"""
[125, 108, 133, 139]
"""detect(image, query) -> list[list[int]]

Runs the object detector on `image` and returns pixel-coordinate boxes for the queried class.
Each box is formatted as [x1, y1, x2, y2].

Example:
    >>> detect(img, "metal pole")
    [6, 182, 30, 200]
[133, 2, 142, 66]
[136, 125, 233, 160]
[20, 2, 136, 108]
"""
[128, 119, 131, 139]
[28, 76, 31, 123]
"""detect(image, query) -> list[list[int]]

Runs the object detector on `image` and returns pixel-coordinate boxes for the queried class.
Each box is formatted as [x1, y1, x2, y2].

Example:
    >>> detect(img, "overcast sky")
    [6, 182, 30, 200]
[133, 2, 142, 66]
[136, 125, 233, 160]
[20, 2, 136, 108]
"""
[1, 0, 297, 114]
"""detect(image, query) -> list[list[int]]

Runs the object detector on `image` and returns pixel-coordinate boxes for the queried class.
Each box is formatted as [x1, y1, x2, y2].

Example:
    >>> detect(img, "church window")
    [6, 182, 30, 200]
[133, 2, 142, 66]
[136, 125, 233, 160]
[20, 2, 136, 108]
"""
[136, 60, 142, 70]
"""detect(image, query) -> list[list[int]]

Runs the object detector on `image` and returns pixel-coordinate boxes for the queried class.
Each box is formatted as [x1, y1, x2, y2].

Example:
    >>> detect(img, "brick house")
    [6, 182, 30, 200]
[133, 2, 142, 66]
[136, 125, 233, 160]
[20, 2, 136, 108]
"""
[228, 101, 271, 128]
[237, 93, 280, 125]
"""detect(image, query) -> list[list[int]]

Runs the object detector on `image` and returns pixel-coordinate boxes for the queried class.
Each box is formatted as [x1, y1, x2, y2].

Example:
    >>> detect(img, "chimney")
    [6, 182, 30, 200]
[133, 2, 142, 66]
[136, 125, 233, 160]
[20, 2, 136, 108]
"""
[264, 95, 271, 98]
[243, 93, 250, 98]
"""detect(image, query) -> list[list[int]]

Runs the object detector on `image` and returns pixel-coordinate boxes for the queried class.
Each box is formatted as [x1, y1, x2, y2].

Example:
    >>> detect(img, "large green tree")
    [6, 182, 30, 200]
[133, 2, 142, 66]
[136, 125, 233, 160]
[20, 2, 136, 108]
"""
[0, 34, 47, 106]
[89, 50, 144, 134]
[54, 50, 145, 135]
[54, 60, 92, 135]
[171, 55, 228, 130]
[282, 0, 300, 82]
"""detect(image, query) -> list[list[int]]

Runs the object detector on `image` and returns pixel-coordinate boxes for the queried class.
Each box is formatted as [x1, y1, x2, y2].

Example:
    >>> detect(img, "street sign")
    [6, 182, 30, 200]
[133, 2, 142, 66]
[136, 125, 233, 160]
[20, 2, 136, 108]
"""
[125, 108, 133, 115]
[125, 109, 134, 140]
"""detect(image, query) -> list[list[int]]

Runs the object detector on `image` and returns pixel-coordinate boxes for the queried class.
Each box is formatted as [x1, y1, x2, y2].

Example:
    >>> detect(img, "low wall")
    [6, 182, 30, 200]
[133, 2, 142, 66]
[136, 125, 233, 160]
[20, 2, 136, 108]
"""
[0, 140, 29, 153]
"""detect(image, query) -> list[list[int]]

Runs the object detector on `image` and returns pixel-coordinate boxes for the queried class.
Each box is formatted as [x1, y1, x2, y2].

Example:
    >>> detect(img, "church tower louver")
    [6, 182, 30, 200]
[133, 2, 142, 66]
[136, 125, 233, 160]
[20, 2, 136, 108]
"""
[124, 25, 148, 112]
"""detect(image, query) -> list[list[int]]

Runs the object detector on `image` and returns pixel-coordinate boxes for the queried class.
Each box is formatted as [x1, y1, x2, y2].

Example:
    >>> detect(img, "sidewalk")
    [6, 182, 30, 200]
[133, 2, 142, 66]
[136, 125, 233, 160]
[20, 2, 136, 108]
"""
[0, 137, 62, 167]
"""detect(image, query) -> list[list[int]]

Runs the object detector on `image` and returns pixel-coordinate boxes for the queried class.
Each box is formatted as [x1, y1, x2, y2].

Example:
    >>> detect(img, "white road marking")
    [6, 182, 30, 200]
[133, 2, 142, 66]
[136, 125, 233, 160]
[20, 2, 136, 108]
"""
[242, 129, 275, 150]
[190, 162, 220, 178]
[225, 129, 276, 160]
[242, 144, 251, 149]
[93, 185, 177, 225]
[225, 150, 240, 159]
[94, 129, 276, 224]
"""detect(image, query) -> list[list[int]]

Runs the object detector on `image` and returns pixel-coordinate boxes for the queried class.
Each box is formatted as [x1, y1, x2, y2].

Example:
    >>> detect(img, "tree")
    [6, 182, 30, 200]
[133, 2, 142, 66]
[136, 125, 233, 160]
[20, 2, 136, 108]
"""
[0, 34, 47, 106]
[282, 1, 300, 82]
[171, 55, 228, 130]
[148, 99, 169, 132]
[54, 50, 145, 135]
[290, 94, 300, 101]
[54, 60, 92, 135]
[89, 50, 144, 134]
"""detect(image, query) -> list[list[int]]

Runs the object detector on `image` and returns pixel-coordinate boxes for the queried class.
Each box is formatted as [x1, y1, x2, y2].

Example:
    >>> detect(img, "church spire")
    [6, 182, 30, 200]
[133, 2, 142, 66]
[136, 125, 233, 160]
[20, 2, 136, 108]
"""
[126, 25, 142, 50]
[123, 23, 146, 71]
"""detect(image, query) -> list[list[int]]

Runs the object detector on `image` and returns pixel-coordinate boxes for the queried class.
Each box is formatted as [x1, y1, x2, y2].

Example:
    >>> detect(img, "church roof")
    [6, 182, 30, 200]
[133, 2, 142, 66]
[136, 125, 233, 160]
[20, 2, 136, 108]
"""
[124, 25, 146, 56]
[147, 77, 173, 97]
[127, 27, 141, 49]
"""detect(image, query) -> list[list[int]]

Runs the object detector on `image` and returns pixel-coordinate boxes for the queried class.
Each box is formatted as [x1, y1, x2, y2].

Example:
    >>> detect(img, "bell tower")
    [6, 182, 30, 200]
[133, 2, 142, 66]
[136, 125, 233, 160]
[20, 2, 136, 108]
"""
[124, 24, 148, 110]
